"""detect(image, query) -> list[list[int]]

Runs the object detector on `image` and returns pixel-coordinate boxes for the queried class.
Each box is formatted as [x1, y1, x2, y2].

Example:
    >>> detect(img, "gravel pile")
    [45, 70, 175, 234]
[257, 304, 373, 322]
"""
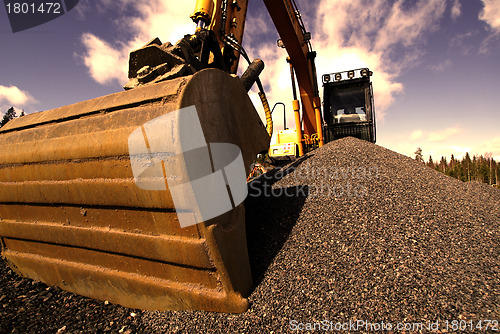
[1, 136, 499, 333]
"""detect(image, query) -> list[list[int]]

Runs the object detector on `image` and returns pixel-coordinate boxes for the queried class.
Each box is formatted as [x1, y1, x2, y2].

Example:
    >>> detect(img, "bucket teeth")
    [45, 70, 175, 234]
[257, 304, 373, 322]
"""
[125, 30, 227, 90]
[125, 40, 191, 90]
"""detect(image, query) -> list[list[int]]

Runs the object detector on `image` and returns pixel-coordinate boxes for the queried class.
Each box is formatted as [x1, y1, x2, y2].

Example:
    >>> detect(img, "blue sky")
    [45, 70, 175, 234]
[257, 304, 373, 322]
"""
[1, 0, 499, 161]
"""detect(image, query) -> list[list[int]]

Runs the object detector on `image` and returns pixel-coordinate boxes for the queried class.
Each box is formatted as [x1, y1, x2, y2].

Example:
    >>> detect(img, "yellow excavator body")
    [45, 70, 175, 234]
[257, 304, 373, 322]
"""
[0, 69, 269, 313]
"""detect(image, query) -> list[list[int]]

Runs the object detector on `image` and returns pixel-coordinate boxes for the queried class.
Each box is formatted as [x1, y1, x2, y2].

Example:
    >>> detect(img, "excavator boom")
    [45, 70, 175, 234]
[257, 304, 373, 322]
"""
[263, 0, 320, 137]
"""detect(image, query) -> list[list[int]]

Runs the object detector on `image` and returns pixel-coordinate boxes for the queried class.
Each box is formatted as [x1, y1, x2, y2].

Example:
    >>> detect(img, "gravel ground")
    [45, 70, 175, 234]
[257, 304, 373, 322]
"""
[1, 137, 499, 333]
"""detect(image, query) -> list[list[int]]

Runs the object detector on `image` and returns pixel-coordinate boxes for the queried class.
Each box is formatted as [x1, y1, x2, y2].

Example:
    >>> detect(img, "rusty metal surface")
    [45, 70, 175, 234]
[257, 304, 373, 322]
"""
[0, 69, 270, 313]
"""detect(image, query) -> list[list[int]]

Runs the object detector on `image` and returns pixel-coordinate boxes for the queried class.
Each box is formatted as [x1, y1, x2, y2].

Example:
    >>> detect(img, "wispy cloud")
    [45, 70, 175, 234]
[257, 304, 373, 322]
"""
[449, 31, 476, 55]
[451, 0, 461, 20]
[408, 127, 463, 143]
[428, 59, 453, 72]
[389, 125, 500, 161]
[410, 130, 424, 141]
[399, 128, 500, 161]
[0, 85, 38, 115]
[428, 127, 462, 142]
[478, 136, 500, 160]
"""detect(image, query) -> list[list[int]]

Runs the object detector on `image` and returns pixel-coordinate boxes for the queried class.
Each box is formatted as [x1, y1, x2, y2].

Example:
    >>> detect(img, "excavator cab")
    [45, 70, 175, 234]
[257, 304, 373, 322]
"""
[322, 68, 376, 143]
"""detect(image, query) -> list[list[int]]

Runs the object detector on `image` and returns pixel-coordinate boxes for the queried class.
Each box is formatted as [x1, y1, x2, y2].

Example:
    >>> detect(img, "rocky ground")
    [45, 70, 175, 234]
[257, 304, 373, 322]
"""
[1, 137, 499, 333]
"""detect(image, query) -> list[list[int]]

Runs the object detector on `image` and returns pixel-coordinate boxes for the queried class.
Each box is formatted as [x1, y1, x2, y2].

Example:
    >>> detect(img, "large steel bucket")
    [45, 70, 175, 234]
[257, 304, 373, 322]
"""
[0, 69, 270, 313]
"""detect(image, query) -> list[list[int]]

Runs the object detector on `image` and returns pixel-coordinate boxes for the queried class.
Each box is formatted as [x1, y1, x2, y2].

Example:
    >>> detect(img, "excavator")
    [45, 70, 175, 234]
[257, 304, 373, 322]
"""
[269, 67, 377, 159]
[0, 0, 324, 313]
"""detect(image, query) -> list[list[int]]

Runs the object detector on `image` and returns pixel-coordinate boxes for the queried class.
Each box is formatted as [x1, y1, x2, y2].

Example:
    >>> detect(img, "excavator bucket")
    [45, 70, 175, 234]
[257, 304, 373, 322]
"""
[0, 68, 270, 313]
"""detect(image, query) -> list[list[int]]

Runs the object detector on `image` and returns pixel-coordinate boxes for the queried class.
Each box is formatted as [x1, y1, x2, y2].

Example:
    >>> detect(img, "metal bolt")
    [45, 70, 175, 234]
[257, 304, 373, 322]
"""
[232, 0, 241, 11]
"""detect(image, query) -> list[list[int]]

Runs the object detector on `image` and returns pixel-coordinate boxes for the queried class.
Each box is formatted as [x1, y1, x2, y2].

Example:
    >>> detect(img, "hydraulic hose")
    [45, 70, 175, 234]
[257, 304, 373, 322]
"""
[222, 35, 273, 137]
[259, 91, 273, 137]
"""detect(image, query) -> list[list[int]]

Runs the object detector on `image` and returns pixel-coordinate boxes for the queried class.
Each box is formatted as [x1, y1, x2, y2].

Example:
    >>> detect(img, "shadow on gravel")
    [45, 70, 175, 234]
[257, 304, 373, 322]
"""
[244, 157, 310, 289]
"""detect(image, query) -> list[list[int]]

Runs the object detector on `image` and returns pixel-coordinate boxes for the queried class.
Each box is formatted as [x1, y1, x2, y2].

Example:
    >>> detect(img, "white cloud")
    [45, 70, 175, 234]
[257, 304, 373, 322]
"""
[477, 137, 500, 160]
[441, 145, 471, 159]
[451, 0, 461, 20]
[122, 2, 194, 45]
[80, 33, 129, 85]
[478, 0, 500, 54]
[410, 130, 424, 141]
[0, 85, 34, 105]
[385, 131, 500, 162]
[479, 0, 500, 32]
[79, 1, 194, 86]
[396, 127, 464, 158]
[372, 1, 446, 51]
[428, 127, 462, 142]
[0, 85, 38, 115]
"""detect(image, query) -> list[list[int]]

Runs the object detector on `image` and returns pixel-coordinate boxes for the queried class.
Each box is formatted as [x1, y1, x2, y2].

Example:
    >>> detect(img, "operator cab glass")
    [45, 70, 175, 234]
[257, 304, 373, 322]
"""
[326, 85, 366, 124]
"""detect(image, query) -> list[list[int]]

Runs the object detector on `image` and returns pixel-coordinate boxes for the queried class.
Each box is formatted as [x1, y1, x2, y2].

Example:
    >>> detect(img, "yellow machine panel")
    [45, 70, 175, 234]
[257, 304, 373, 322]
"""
[269, 129, 299, 158]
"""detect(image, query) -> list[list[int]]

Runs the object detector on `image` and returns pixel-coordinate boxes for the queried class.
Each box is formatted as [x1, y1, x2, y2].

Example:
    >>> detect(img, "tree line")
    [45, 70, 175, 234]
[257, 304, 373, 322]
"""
[415, 147, 499, 187]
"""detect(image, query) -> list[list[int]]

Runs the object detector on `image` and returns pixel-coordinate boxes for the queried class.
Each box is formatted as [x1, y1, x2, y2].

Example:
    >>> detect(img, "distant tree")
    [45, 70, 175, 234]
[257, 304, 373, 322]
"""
[472, 155, 479, 181]
[485, 153, 494, 185]
[427, 155, 435, 169]
[456, 162, 465, 182]
[447, 154, 457, 178]
[496, 162, 499, 186]
[450, 154, 456, 167]
[414, 147, 423, 163]
[439, 156, 447, 173]
[477, 155, 490, 184]
[0, 107, 17, 128]
[463, 153, 471, 181]
[19, 109, 25, 117]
